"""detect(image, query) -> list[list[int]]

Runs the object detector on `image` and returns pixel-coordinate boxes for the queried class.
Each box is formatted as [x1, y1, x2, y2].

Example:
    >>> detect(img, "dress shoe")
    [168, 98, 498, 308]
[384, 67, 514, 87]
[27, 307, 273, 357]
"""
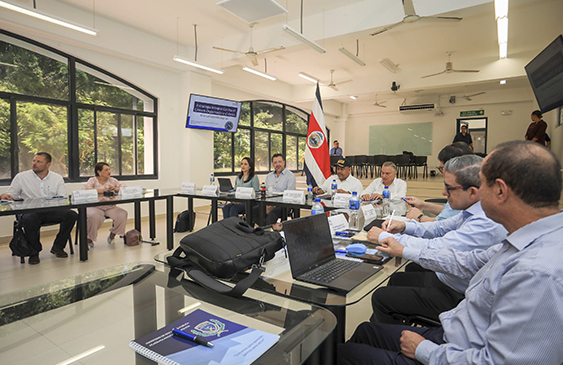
[28, 255, 40, 265]
[50, 247, 68, 258]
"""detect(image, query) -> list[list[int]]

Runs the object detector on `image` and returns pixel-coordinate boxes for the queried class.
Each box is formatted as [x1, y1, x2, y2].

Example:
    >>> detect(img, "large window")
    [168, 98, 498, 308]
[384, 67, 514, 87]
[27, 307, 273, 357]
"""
[0, 30, 157, 183]
[214, 100, 309, 175]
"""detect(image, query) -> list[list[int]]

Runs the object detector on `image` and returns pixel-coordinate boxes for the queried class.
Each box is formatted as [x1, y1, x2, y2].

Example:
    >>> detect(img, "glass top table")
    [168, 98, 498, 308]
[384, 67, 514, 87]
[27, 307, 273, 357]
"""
[0, 262, 336, 364]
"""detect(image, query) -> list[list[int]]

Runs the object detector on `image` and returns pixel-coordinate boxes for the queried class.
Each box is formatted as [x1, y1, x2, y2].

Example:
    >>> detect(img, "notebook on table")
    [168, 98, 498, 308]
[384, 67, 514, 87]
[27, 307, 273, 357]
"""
[283, 214, 382, 293]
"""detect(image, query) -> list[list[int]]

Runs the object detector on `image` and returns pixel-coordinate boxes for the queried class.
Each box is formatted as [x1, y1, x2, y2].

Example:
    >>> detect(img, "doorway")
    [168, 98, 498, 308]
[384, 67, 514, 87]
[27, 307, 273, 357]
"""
[456, 118, 487, 154]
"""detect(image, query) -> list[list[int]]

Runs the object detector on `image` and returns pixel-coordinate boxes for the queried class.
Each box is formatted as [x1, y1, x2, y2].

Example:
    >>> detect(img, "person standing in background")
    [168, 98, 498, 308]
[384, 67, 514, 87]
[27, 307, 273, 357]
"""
[525, 110, 548, 146]
[330, 140, 343, 156]
[452, 125, 473, 150]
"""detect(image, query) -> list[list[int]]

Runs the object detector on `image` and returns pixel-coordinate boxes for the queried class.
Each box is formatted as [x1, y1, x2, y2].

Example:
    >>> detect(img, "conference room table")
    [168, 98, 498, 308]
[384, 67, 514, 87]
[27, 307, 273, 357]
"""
[155, 237, 407, 348]
[0, 261, 337, 364]
[0, 189, 173, 262]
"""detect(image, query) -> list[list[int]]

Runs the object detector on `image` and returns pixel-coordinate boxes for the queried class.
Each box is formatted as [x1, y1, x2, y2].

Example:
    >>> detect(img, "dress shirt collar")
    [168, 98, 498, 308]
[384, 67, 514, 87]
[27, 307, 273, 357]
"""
[463, 200, 484, 217]
[32, 170, 51, 181]
[505, 210, 563, 251]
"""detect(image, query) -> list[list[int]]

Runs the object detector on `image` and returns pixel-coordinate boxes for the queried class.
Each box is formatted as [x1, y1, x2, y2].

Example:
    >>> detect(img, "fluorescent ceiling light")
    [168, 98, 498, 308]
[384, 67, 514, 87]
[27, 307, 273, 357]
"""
[298, 72, 319, 83]
[173, 55, 224, 74]
[55, 345, 105, 365]
[500, 79, 507, 84]
[217, 0, 287, 23]
[495, 0, 508, 18]
[0, 0, 97, 36]
[497, 17, 508, 44]
[338, 46, 366, 67]
[243, 66, 276, 81]
[350, 96, 357, 100]
[282, 24, 326, 54]
[380, 58, 399, 73]
[499, 42, 507, 59]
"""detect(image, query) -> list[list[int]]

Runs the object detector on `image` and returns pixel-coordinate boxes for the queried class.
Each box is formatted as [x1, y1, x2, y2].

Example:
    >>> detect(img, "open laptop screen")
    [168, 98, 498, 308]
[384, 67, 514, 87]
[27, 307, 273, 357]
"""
[284, 214, 336, 276]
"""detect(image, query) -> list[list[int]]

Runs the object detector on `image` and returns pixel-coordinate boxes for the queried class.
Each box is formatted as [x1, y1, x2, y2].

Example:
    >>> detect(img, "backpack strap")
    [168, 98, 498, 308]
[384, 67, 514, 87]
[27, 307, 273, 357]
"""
[167, 247, 264, 298]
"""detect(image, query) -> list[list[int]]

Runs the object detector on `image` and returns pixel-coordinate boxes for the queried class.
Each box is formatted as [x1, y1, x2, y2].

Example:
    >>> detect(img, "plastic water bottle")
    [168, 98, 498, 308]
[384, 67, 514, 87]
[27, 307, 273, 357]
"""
[311, 198, 324, 215]
[209, 173, 215, 185]
[382, 186, 390, 217]
[330, 179, 338, 204]
[349, 192, 360, 230]
[306, 183, 313, 205]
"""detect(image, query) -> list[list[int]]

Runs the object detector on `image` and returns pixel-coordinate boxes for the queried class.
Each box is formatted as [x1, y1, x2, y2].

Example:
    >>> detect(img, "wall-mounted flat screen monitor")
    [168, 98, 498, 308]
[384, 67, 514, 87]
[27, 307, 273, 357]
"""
[186, 94, 241, 132]
[525, 35, 563, 114]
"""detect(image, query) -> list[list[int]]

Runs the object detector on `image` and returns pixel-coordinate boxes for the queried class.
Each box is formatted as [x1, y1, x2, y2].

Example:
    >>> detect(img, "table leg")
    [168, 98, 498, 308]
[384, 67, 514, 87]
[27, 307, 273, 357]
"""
[149, 200, 156, 240]
[78, 207, 88, 261]
[134, 201, 141, 232]
[258, 200, 267, 226]
[166, 196, 174, 250]
[245, 200, 253, 225]
[211, 200, 218, 223]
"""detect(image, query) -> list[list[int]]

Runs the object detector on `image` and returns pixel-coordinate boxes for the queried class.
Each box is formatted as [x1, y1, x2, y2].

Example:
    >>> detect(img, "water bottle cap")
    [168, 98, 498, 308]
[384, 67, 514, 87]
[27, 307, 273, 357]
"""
[352, 191, 357, 196]
[314, 198, 321, 202]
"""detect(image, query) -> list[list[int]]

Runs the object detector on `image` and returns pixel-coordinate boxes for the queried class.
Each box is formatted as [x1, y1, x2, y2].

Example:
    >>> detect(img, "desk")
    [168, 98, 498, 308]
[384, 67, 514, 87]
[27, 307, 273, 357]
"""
[156, 245, 406, 346]
[175, 190, 255, 226]
[0, 262, 336, 364]
[0, 190, 173, 261]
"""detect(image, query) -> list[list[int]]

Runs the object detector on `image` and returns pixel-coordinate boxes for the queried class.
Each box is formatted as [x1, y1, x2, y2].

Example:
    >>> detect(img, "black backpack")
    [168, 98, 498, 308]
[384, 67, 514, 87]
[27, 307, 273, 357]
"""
[10, 221, 37, 264]
[167, 217, 284, 297]
[174, 210, 196, 232]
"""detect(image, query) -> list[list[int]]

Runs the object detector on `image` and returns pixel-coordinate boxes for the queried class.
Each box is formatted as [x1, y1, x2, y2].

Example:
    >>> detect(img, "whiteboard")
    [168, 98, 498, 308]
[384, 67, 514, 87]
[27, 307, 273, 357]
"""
[369, 122, 432, 155]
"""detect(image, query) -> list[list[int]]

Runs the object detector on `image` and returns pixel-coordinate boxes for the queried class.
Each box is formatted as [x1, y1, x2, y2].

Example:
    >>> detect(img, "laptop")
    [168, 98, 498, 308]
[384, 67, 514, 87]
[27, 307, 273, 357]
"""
[283, 214, 382, 293]
[217, 178, 235, 194]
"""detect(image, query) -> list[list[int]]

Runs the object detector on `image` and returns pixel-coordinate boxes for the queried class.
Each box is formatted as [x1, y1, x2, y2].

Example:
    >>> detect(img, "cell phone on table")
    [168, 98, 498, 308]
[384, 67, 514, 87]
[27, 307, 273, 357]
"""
[347, 253, 384, 264]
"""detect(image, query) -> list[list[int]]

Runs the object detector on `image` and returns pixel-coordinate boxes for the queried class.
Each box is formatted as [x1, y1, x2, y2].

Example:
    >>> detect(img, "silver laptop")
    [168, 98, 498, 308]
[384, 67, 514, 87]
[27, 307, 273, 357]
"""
[283, 214, 382, 293]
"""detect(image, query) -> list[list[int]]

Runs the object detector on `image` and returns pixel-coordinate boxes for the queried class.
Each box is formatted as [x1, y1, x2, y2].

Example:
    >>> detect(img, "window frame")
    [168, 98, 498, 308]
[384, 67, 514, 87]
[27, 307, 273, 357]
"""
[0, 29, 158, 184]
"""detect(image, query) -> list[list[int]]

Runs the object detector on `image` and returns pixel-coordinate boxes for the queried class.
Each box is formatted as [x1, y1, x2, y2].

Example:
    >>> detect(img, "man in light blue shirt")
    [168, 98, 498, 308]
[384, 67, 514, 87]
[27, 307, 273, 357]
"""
[367, 155, 507, 324]
[256, 153, 296, 225]
[338, 141, 563, 365]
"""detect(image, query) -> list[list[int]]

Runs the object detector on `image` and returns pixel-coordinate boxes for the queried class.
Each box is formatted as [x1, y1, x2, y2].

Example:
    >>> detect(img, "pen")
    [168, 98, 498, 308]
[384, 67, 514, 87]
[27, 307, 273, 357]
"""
[387, 210, 396, 232]
[335, 250, 347, 254]
[172, 328, 214, 348]
[401, 197, 414, 207]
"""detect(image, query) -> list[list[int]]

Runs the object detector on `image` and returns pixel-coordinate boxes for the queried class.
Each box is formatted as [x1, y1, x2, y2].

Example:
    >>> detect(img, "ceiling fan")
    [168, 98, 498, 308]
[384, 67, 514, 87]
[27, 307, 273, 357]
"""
[371, 0, 462, 36]
[461, 86, 485, 101]
[421, 52, 479, 78]
[213, 23, 285, 66]
[373, 94, 387, 108]
[322, 69, 351, 91]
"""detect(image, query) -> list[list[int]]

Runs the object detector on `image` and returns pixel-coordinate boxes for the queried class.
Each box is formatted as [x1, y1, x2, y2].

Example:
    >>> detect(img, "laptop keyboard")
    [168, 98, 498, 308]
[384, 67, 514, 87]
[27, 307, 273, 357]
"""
[300, 259, 361, 283]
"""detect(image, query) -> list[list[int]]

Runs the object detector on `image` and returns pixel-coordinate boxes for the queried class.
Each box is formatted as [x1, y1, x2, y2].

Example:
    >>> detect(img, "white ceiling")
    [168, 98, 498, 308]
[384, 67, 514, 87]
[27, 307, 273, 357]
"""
[5, 0, 563, 107]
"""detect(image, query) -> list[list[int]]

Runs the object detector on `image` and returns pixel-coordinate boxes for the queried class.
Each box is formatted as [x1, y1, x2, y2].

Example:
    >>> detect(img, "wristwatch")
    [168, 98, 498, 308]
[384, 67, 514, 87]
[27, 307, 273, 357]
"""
[417, 213, 425, 222]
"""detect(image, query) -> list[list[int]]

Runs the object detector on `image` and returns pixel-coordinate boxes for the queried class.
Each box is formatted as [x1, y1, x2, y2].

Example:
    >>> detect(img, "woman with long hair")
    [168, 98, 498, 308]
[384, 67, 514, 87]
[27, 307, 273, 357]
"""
[83, 162, 128, 246]
[222, 157, 260, 218]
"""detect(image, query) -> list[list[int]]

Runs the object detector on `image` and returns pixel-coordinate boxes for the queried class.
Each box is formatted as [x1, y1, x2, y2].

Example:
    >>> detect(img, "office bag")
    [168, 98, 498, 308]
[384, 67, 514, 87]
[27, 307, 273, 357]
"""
[10, 221, 37, 263]
[167, 217, 283, 297]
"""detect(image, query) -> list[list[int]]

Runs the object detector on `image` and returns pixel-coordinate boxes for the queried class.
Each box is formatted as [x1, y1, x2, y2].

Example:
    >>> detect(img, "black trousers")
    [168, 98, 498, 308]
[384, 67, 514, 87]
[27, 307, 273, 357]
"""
[337, 322, 445, 365]
[370, 263, 464, 324]
[20, 209, 78, 253]
[251, 205, 285, 226]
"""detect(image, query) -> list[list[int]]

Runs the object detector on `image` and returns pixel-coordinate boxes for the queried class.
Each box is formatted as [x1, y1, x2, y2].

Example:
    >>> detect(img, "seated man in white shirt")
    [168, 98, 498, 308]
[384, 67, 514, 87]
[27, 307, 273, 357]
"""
[312, 157, 363, 195]
[361, 161, 407, 201]
[0, 152, 78, 265]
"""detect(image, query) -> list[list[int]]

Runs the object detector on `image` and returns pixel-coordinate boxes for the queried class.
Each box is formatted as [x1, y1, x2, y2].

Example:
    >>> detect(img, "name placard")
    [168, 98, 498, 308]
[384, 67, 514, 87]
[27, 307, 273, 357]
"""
[282, 190, 305, 204]
[333, 193, 352, 208]
[328, 213, 349, 235]
[119, 186, 143, 199]
[181, 182, 196, 194]
[72, 190, 98, 203]
[235, 187, 255, 199]
[362, 204, 378, 221]
[201, 185, 219, 197]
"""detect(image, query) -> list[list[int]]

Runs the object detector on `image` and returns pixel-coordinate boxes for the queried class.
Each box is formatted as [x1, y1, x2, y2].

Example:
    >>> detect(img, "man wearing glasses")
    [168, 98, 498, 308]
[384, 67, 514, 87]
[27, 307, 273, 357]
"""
[366, 155, 507, 325]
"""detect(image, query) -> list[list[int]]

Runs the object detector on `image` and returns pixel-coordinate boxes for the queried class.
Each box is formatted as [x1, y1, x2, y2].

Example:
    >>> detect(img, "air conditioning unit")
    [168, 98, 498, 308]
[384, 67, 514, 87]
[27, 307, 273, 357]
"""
[399, 103, 436, 112]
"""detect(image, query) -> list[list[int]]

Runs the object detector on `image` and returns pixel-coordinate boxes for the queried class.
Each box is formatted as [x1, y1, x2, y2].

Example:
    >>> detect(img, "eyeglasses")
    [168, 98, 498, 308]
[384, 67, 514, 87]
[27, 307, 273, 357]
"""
[444, 182, 468, 195]
[438, 166, 444, 173]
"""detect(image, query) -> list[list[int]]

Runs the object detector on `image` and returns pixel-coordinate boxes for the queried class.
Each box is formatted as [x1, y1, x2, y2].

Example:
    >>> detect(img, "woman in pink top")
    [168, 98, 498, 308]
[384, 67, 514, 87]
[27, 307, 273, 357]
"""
[83, 162, 127, 246]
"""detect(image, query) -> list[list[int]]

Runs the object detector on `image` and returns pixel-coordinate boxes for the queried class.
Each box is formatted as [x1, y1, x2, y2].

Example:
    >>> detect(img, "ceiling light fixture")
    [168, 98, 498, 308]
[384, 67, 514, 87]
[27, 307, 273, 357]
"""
[173, 56, 224, 74]
[0, 0, 97, 36]
[338, 46, 366, 66]
[243, 66, 276, 80]
[350, 96, 357, 100]
[494, 0, 509, 59]
[500, 79, 507, 84]
[380, 58, 399, 73]
[298, 72, 319, 83]
[282, 24, 326, 54]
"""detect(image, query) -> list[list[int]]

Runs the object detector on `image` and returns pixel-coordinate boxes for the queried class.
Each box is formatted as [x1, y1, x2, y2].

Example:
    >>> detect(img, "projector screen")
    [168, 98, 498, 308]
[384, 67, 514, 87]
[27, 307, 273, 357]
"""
[186, 94, 241, 132]
[525, 35, 563, 114]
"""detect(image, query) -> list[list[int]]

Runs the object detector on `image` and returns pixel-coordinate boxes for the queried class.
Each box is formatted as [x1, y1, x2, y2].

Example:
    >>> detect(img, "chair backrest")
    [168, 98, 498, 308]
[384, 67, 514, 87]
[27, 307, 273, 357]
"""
[346, 155, 356, 164]
[395, 154, 410, 164]
[354, 155, 367, 163]
[415, 156, 427, 165]
[330, 155, 340, 165]
[386, 155, 397, 164]
[373, 155, 387, 165]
